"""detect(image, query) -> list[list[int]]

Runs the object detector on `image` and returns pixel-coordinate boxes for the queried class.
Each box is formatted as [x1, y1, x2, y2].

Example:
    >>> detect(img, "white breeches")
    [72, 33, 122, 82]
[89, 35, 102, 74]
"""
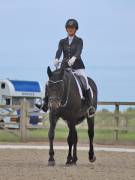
[73, 69, 93, 99]
[74, 69, 90, 90]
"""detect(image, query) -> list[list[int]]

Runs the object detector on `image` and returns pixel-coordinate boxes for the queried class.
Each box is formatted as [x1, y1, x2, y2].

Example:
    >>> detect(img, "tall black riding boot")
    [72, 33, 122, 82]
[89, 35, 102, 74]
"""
[85, 89, 95, 115]
[35, 85, 48, 112]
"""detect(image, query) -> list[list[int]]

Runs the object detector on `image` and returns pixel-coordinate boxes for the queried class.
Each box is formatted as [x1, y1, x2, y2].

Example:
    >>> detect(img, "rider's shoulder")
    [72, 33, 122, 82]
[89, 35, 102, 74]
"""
[75, 36, 83, 42]
[59, 38, 67, 43]
[58, 38, 67, 46]
[59, 36, 83, 43]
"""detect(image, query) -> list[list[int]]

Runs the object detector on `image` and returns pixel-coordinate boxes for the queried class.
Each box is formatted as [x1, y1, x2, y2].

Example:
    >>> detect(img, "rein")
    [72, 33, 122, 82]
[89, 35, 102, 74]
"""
[61, 76, 71, 108]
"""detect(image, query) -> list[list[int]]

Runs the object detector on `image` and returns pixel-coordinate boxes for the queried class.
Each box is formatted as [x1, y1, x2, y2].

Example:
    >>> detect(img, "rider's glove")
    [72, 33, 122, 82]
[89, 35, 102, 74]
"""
[53, 59, 60, 67]
[68, 56, 76, 67]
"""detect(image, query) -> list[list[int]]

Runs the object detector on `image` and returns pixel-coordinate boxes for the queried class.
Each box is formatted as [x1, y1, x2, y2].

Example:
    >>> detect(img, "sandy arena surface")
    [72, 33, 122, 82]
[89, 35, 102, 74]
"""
[0, 149, 135, 180]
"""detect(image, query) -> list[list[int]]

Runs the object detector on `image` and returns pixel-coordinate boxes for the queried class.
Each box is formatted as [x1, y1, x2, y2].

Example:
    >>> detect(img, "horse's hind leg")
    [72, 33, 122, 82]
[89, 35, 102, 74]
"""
[66, 123, 78, 165]
[87, 116, 96, 162]
[66, 129, 73, 165]
[72, 127, 78, 164]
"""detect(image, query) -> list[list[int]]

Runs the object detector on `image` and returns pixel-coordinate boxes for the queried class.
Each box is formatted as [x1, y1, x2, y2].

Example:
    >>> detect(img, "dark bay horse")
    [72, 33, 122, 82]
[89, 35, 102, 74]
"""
[47, 66, 98, 166]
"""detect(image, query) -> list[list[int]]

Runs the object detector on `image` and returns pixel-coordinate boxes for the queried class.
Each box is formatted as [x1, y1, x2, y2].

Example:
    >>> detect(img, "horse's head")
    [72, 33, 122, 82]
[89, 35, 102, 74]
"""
[47, 66, 65, 111]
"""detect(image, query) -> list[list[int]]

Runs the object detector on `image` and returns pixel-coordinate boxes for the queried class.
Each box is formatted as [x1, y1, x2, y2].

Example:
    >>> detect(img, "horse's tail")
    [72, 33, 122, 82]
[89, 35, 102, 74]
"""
[88, 77, 98, 110]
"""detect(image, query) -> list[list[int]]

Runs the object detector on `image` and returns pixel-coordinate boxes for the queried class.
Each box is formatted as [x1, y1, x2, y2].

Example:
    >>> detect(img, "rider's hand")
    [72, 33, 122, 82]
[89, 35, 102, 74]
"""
[68, 56, 76, 67]
[53, 59, 60, 67]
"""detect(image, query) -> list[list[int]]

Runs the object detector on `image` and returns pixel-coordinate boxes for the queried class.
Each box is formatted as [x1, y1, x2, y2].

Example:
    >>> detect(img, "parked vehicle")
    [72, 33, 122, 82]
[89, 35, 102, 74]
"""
[0, 79, 44, 128]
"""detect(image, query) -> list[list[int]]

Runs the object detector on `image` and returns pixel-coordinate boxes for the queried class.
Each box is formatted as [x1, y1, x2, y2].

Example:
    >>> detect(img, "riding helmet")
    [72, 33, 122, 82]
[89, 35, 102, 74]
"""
[65, 19, 79, 30]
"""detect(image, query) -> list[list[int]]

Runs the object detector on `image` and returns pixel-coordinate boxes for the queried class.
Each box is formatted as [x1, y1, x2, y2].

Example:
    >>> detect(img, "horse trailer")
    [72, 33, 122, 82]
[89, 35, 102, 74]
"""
[0, 79, 43, 128]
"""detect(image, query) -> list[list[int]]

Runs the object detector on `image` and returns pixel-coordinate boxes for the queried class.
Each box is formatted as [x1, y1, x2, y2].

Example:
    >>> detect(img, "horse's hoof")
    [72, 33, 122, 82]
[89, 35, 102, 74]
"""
[66, 157, 73, 166]
[66, 160, 77, 166]
[71, 161, 77, 166]
[66, 161, 72, 166]
[89, 155, 96, 163]
[48, 160, 55, 166]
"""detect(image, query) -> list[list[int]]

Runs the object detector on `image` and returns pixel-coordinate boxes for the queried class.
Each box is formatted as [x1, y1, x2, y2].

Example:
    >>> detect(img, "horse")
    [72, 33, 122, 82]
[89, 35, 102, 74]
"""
[46, 66, 98, 166]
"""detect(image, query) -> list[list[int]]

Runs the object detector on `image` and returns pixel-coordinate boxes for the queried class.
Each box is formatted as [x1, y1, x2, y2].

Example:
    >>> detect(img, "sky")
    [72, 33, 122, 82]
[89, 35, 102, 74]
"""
[0, 0, 135, 102]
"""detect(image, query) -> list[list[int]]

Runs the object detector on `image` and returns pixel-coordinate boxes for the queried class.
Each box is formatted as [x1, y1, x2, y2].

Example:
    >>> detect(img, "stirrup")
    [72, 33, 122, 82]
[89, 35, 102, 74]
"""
[87, 106, 96, 118]
[42, 104, 48, 112]
[35, 102, 48, 112]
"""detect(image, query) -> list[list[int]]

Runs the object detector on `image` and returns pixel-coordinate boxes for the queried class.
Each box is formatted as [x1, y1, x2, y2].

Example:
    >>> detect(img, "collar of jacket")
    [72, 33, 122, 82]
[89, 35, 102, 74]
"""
[66, 35, 77, 45]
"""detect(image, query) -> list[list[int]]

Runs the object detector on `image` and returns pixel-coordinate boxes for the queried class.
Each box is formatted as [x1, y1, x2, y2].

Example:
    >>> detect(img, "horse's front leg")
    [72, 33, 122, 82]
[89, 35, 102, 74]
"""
[66, 128, 73, 165]
[87, 116, 96, 162]
[48, 112, 57, 166]
[66, 123, 78, 165]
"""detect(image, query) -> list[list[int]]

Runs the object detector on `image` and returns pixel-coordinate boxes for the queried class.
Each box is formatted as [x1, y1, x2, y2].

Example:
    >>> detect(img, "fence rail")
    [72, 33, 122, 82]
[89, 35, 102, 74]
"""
[98, 101, 135, 141]
[0, 100, 135, 142]
[98, 101, 135, 106]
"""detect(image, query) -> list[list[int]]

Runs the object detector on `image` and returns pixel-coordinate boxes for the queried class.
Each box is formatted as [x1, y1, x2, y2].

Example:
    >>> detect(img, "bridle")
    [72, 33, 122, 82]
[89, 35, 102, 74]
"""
[48, 74, 71, 108]
[49, 80, 63, 84]
[48, 79, 64, 103]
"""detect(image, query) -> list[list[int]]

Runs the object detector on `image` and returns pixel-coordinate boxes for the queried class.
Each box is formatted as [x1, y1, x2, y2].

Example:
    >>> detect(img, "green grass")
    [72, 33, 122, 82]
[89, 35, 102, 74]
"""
[0, 130, 20, 142]
[1, 107, 135, 143]
[0, 128, 135, 143]
[118, 131, 135, 141]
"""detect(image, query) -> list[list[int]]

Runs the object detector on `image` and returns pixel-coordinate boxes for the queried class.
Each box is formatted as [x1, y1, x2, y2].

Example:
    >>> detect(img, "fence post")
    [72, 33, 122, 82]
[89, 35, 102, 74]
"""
[125, 116, 128, 134]
[20, 98, 28, 142]
[114, 103, 119, 141]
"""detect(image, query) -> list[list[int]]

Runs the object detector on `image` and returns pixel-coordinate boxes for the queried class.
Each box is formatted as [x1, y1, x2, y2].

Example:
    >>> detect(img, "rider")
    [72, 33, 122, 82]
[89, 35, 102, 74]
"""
[37, 19, 95, 113]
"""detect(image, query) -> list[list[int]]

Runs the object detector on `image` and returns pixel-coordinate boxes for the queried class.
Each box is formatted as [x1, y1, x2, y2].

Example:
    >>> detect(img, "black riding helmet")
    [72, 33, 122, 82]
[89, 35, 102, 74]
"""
[65, 19, 79, 30]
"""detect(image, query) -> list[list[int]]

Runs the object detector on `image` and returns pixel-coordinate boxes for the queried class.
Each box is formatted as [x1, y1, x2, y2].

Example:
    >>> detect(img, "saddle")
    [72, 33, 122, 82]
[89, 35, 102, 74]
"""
[73, 73, 87, 98]
[65, 68, 93, 99]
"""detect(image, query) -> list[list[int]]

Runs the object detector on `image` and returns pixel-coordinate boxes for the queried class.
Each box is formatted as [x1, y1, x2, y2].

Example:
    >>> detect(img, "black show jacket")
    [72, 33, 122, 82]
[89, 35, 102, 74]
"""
[55, 36, 85, 69]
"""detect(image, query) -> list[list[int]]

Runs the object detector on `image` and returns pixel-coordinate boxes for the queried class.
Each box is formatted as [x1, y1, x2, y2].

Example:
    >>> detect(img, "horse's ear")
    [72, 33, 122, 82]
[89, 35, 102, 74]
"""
[47, 66, 52, 78]
[60, 67, 64, 79]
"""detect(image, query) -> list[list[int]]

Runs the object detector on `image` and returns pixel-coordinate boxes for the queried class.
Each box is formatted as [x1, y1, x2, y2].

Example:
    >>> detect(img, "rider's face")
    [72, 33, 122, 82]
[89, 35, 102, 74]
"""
[66, 26, 76, 36]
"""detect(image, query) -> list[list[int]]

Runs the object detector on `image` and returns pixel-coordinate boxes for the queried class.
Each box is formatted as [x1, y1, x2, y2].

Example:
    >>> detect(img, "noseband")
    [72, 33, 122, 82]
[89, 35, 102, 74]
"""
[49, 80, 63, 84]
